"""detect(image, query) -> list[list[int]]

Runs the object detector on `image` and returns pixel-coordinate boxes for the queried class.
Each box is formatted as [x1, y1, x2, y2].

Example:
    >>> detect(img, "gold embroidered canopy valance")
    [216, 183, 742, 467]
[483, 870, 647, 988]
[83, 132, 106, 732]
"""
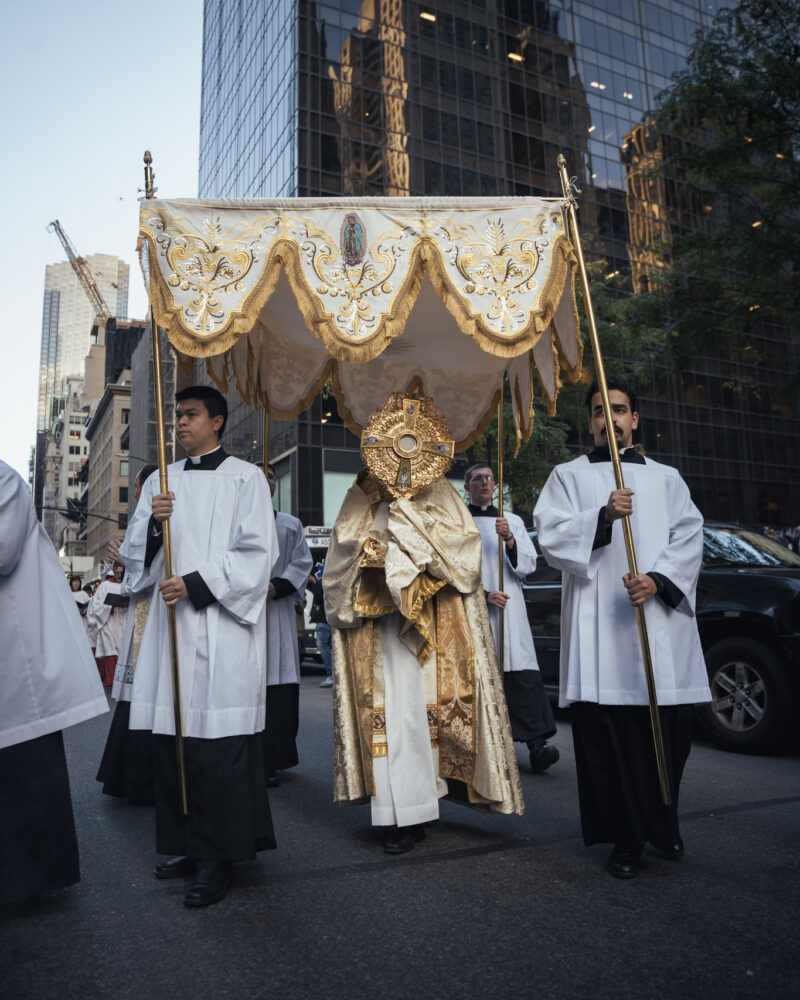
[139, 196, 583, 449]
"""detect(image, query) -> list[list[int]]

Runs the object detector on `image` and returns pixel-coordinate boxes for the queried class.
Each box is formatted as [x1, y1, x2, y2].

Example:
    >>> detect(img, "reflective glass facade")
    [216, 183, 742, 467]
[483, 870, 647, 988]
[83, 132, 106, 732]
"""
[200, 0, 298, 197]
[198, 0, 799, 524]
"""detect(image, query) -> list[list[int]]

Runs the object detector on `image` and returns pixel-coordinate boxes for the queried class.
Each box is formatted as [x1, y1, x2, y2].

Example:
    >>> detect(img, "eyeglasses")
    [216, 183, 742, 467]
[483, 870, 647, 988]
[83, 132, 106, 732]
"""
[469, 475, 495, 484]
[266, 474, 276, 482]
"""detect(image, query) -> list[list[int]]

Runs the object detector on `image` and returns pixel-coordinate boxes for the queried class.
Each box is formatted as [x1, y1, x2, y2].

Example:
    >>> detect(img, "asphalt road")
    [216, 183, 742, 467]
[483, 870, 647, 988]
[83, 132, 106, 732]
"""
[2, 669, 798, 1000]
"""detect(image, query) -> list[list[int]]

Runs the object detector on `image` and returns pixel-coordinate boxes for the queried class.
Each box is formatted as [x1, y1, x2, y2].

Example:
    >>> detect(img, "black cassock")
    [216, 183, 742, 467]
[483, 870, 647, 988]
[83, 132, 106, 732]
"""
[0, 732, 80, 906]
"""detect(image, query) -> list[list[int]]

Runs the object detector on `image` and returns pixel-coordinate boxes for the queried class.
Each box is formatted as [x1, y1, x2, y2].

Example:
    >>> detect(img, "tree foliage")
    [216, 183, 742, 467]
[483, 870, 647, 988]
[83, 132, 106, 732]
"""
[643, 0, 800, 366]
[470, 0, 800, 513]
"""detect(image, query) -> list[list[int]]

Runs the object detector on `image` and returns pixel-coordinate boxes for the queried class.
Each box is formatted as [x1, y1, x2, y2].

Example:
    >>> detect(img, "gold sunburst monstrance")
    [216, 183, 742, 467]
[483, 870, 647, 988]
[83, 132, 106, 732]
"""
[361, 393, 454, 499]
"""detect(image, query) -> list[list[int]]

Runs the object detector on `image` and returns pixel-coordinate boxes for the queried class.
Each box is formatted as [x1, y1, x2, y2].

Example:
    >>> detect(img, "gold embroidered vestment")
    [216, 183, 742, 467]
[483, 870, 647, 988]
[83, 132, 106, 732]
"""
[324, 474, 524, 816]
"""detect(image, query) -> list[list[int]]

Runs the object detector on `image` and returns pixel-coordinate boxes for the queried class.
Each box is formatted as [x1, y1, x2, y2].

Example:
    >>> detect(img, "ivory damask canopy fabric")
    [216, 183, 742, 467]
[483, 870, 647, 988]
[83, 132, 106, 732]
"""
[139, 196, 583, 449]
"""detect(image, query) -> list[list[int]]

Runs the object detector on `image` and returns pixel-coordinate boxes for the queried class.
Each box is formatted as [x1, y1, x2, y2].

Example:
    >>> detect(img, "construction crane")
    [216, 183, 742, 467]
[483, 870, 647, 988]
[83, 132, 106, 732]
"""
[47, 220, 113, 323]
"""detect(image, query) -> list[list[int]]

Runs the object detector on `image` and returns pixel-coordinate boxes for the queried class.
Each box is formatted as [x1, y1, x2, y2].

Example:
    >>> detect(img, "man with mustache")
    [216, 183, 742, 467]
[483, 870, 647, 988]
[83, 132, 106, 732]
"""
[534, 376, 710, 879]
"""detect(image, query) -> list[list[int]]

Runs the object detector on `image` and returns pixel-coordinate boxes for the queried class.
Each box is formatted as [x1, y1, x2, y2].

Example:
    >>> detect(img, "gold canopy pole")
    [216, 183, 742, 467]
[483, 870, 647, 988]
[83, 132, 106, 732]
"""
[144, 151, 189, 815]
[496, 381, 505, 670]
[557, 155, 671, 805]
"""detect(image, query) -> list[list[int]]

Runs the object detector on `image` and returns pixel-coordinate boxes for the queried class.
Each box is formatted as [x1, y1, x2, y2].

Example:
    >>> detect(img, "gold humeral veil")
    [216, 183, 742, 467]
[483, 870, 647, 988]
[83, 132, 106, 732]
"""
[323, 467, 524, 816]
[139, 196, 583, 449]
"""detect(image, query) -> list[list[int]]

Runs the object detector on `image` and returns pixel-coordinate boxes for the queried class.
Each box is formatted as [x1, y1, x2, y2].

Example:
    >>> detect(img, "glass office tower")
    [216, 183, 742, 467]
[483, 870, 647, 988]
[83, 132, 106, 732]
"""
[198, 0, 799, 524]
[37, 256, 130, 432]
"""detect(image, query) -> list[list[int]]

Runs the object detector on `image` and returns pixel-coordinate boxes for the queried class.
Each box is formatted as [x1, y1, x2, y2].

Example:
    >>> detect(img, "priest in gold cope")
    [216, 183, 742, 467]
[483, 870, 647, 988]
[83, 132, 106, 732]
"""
[323, 394, 523, 855]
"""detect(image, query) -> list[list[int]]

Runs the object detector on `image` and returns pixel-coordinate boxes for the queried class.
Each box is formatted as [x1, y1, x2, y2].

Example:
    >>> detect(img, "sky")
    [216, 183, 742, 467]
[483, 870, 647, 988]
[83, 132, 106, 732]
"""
[1, 1, 204, 480]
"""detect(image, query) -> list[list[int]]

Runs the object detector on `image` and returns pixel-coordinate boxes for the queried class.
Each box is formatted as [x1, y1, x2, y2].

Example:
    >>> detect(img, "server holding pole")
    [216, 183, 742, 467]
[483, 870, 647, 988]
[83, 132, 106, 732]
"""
[533, 158, 710, 878]
[121, 154, 279, 907]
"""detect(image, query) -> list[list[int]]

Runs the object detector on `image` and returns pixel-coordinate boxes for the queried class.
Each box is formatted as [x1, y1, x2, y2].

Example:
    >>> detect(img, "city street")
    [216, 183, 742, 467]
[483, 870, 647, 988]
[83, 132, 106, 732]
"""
[2, 672, 798, 1000]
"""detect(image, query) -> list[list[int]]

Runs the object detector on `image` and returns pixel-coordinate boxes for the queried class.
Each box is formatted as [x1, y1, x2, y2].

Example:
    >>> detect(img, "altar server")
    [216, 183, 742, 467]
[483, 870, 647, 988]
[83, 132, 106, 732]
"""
[0, 460, 108, 906]
[325, 467, 524, 855]
[534, 376, 710, 878]
[75, 590, 97, 652]
[88, 560, 128, 686]
[260, 463, 313, 785]
[96, 464, 158, 803]
[120, 386, 278, 907]
[465, 464, 558, 773]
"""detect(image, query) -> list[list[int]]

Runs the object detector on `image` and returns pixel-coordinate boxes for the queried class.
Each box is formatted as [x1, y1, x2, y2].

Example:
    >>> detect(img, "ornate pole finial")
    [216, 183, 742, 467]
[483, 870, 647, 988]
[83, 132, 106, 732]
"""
[557, 155, 580, 210]
[143, 150, 155, 200]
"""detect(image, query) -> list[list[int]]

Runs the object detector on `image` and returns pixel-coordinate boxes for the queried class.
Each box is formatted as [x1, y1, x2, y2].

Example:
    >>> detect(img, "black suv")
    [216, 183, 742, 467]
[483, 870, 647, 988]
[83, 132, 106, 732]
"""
[524, 524, 800, 754]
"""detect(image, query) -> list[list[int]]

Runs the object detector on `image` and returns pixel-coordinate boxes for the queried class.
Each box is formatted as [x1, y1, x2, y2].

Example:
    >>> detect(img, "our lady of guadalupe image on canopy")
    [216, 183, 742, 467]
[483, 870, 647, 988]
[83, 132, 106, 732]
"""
[341, 213, 366, 266]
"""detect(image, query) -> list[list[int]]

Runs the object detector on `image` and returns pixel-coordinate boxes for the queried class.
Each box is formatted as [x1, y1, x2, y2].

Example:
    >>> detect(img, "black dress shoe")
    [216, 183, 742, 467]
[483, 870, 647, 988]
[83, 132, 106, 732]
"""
[384, 824, 426, 855]
[529, 743, 560, 773]
[154, 856, 197, 880]
[652, 838, 684, 860]
[607, 845, 642, 879]
[266, 771, 279, 788]
[184, 862, 232, 908]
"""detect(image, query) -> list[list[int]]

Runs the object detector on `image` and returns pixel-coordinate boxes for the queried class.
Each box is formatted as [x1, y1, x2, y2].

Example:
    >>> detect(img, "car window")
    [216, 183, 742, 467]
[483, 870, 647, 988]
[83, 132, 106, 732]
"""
[703, 527, 800, 568]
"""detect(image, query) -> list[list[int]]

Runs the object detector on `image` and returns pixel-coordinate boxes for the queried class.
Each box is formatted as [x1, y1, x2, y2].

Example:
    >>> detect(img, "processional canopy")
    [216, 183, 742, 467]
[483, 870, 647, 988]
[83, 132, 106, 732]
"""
[139, 196, 583, 449]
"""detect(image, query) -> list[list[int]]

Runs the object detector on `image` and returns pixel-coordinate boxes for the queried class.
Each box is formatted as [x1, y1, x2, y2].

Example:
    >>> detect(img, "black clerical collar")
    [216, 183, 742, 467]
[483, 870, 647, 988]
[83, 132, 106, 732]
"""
[184, 446, 229, 471]
[468, 502, 499, 517]
[587, 445, 646, 465]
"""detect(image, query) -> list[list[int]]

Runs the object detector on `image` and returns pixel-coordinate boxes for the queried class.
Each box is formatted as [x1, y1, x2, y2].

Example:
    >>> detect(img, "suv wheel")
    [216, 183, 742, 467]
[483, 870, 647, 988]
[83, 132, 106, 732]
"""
[699, 638, 791, 753]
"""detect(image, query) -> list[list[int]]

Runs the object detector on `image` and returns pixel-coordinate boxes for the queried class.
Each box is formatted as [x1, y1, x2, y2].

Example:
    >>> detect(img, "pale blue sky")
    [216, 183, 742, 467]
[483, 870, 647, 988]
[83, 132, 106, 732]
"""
[1, 0, 204, 479]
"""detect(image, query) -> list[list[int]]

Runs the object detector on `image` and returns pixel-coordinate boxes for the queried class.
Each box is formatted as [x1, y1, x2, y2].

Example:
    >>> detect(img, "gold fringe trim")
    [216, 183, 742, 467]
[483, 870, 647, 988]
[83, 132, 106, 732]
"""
[551, 264, 584, 385]
[140, 228, 578, 365]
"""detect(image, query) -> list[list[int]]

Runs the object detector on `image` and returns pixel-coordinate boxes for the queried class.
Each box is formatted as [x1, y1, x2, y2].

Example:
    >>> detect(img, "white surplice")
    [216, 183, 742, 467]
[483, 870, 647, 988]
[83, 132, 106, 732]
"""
[371, 612, 448, 827]
[120, 455, 278, 738]
[267, 512, 313, 686]
[330, 500, 447, 827]
[0, 461, 108, 750]
[473, 510, 540, 673]
[88, 580, 128, 658]
[81, 613, 98, 649]
[111, 494, 155, 701]
[533, 455, 711, 707]
[110, 586, 154, 702]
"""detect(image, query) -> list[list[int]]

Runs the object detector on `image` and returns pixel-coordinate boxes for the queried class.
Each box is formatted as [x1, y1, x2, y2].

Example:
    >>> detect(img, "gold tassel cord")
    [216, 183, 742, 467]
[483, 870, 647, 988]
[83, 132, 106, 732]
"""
[263, 406, 271, 676]
[497, 382, 505, 670]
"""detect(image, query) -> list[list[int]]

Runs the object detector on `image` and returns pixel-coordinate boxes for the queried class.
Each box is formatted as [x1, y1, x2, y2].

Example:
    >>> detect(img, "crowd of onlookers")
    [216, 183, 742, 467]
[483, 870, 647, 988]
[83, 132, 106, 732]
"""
[761, 525, 800, 553]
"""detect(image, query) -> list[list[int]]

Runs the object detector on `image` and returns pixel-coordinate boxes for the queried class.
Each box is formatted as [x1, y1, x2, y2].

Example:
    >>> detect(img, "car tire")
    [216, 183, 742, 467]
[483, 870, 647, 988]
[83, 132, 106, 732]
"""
[699, 638, 792, 754]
